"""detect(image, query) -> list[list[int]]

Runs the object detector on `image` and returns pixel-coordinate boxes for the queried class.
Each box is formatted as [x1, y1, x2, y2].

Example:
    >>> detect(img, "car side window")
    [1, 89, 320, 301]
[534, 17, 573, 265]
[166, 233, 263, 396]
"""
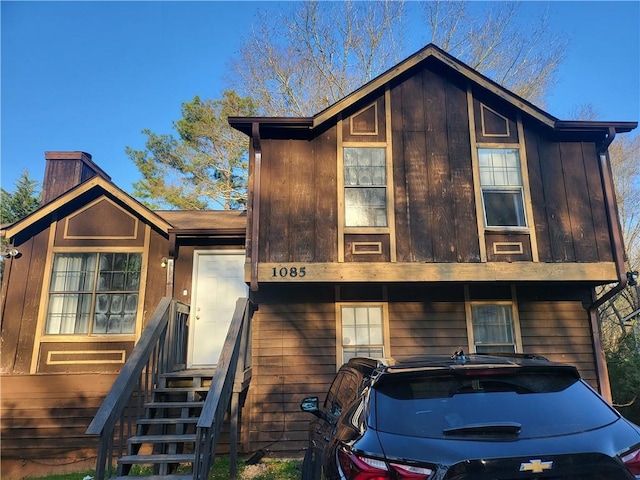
[338, 372, 359, 408]
[325, 370, 360, 418]
[325, 372, 345, 414]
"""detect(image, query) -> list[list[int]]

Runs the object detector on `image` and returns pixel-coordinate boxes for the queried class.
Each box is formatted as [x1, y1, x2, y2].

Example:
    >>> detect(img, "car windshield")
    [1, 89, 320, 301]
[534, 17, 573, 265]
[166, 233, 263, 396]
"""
[374, 370, 619, 439]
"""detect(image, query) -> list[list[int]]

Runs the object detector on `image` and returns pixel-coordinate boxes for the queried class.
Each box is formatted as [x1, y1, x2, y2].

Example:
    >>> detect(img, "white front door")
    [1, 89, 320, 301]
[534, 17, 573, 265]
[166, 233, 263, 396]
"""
[188, 251, 247, 368]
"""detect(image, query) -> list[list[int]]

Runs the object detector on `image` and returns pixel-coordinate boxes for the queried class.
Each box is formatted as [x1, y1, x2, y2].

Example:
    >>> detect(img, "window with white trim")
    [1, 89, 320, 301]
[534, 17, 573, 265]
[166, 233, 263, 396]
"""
[340, 305, 385, 364]
[343, 147, 387, 227]
[470, 304, 516, 353]
[478, 148, 526, 227]
[45, 252, 142, 335]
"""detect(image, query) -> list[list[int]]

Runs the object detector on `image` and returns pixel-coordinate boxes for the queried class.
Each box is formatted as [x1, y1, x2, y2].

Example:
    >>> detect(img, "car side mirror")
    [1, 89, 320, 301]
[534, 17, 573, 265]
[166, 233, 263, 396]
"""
[301, 396, 320, 414]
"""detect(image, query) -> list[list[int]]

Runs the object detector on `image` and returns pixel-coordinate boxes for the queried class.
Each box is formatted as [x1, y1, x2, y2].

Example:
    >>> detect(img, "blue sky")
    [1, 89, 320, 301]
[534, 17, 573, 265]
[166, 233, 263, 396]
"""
[2, 1, 639, 197]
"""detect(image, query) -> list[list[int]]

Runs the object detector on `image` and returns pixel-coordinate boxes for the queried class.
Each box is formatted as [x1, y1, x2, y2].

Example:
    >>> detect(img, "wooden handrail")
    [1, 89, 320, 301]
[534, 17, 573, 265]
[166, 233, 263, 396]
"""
[194, 297, 252, 480]
[86, 297, 189, 479]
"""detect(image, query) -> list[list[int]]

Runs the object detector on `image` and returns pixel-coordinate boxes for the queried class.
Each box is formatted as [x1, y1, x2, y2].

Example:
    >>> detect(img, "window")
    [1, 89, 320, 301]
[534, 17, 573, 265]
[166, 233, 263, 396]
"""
[471, 304, 516, 353]
[343, 147, 387, 227]
[324, 370, 359, 417]
[478, 148, 526, 227]
[46, 252, 142, 335]
[341, 305, 385, 363]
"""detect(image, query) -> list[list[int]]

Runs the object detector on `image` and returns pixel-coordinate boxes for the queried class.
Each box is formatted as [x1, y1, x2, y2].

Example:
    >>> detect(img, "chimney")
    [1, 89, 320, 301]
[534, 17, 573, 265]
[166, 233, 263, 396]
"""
[41, 151, 111, 204]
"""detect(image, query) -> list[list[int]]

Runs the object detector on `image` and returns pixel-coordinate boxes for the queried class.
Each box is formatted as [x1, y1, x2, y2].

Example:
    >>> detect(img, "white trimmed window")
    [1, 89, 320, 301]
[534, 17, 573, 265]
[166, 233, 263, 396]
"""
[343, 147, 388, 227]
[470, 304, 517, 353]
[340, 305, 385, 364]
[45, 252, 142, 335]
[478, 148, 526, 227]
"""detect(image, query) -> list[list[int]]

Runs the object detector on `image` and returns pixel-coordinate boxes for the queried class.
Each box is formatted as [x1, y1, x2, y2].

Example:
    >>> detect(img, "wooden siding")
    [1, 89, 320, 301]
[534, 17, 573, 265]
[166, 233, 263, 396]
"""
[383, 63, 479, 263]
[1, 373, 116, 472]
[258, 131, 338, 264]
[1, 195, 170, 375]
[247, 285, 337, 454]
[524, 124, 613, 263]
[519, 300, 597, 386]
[252, 63, 615, 270]
[342, 96, 386, 143]
[41, 152, 107, 204]
[472, 96, 519, 144]
[246, 283, 599, 455]
[388, 301, 469, 356]
[53, 195, 147, 248]
[1, 228, 50, 373]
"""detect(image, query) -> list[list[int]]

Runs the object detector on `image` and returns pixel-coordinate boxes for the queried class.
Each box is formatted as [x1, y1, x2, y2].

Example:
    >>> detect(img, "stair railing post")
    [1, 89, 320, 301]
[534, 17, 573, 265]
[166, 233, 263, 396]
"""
[230, 391, 240, 479]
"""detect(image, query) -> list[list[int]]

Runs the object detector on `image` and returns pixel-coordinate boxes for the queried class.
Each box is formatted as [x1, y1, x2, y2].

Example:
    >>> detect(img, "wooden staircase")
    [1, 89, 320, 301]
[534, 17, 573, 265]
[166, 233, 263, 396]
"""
[88, 298, 253, 480]
[115, 370, 213, 479]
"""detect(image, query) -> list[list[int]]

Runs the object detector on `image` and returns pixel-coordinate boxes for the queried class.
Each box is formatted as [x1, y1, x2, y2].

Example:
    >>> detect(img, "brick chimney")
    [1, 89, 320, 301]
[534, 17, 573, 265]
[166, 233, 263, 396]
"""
[41, 151, 111, 204]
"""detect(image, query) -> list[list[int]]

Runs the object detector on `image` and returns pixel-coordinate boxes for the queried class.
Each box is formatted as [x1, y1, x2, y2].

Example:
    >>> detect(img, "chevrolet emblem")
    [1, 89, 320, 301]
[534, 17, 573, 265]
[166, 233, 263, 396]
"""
[519, 459, 553, 473]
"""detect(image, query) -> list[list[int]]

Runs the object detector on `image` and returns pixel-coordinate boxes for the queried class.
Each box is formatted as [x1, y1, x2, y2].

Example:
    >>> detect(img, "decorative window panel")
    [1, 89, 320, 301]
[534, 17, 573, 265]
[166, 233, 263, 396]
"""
[478, 148, 526, 227]
[46, 252, 142, 335]
[344, 147, 387, 227]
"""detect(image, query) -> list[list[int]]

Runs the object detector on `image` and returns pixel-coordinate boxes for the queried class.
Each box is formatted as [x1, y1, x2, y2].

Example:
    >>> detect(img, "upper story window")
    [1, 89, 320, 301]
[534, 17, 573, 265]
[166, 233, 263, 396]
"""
[343, 147, 387, 227]
[478, 148, 526, 228]
[46, 252, 142, 335]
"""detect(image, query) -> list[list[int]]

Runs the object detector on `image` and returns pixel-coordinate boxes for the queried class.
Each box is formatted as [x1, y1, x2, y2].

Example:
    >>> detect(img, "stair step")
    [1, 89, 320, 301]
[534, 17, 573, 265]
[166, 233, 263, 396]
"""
[128, 434, 197, 444]
[137, 418, 199, 425]
[160, 369, 214, 378]
[110, 476, 192, 480]
[154, 387, 208, 393]
[145, 401, 204, 409]
[119, 453, 195, 464]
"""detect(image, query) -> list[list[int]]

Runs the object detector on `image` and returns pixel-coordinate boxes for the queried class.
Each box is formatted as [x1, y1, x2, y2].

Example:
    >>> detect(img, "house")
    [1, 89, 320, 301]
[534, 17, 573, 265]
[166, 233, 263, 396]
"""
[1, 152, 248, 478]
[1, 44, 636, 478]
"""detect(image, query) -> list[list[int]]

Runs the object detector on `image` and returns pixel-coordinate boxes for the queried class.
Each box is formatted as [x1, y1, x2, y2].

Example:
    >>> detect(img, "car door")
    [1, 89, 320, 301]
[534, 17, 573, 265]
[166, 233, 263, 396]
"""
[321, 369, 362, 479]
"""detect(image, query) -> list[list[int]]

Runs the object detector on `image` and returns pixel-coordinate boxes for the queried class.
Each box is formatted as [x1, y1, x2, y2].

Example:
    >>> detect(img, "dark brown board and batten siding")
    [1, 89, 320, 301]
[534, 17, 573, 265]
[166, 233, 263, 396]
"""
[1, 227, 49, 373]
[390, 62, 479, 263]
[254, 61, 613, 268]
[524, 124, 613, 264]
[258, 132, 338, 264]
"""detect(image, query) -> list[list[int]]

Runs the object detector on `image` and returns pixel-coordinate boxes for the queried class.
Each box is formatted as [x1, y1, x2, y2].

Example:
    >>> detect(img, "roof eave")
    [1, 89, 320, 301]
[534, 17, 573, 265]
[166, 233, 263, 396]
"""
[554, 120, 638, 134]
[2, 176, 173, 240]
[311, 43, 558, 131]
[228, 117, 313, 137]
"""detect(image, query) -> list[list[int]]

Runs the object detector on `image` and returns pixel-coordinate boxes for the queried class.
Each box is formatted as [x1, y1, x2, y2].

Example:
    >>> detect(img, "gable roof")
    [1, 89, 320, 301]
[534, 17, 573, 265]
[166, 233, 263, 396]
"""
[2, 175, 173, 240]
[229, 43, 636, 138]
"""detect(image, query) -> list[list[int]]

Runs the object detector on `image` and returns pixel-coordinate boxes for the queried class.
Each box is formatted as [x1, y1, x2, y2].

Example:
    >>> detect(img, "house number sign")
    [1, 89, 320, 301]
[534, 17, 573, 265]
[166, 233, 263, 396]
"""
[271, 266, 307, 278]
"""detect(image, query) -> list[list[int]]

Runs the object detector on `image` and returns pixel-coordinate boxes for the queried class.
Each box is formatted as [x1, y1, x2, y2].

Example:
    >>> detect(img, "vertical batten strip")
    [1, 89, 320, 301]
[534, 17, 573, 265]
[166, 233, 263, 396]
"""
[385, 87, 397, 263]
[517, 114, 539, 262]
[337, 116, 345, 262]
[463, 286, 475, 353]
[511, 285, 524, 353]
[30, 222, 58, 373]
[466, 85, 487, 262]
[136, 224, 151, 342]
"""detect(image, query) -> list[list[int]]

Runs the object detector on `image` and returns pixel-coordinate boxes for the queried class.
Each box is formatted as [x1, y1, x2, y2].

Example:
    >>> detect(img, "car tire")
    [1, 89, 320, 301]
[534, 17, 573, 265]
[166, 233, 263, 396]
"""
[302, 446, 320, 480]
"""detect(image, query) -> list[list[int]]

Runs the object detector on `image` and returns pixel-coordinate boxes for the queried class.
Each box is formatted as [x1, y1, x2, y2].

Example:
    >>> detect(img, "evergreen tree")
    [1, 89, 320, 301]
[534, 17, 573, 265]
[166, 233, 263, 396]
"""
[1, 170, 40, 224]
[1, 170, 40, 280]
[127, 91, 257, 210]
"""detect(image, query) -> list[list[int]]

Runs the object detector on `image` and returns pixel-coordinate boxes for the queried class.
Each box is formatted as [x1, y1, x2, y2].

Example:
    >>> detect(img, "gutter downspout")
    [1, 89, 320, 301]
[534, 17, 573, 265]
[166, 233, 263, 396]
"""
[587, 127, 625, 403]
[250, 122, 262, 292]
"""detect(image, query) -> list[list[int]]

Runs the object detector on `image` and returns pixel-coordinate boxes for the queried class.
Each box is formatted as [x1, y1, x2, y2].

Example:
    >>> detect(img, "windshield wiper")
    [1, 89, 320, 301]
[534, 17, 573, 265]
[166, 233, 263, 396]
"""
[443, 422, 521, 436]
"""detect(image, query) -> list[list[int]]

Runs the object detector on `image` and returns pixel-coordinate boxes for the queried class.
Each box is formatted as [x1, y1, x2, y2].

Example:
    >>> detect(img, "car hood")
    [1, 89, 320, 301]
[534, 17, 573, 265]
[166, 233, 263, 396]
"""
[373, 418, 640, 467]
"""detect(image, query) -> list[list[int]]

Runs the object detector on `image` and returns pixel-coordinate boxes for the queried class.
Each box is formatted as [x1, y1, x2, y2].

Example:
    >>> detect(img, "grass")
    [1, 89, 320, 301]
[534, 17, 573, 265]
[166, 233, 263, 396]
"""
[22, 458, 301, 480]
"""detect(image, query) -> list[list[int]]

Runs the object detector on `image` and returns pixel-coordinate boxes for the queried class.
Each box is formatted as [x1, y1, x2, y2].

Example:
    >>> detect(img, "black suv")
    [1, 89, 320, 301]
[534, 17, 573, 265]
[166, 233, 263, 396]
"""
[300, 352, 640, 479]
